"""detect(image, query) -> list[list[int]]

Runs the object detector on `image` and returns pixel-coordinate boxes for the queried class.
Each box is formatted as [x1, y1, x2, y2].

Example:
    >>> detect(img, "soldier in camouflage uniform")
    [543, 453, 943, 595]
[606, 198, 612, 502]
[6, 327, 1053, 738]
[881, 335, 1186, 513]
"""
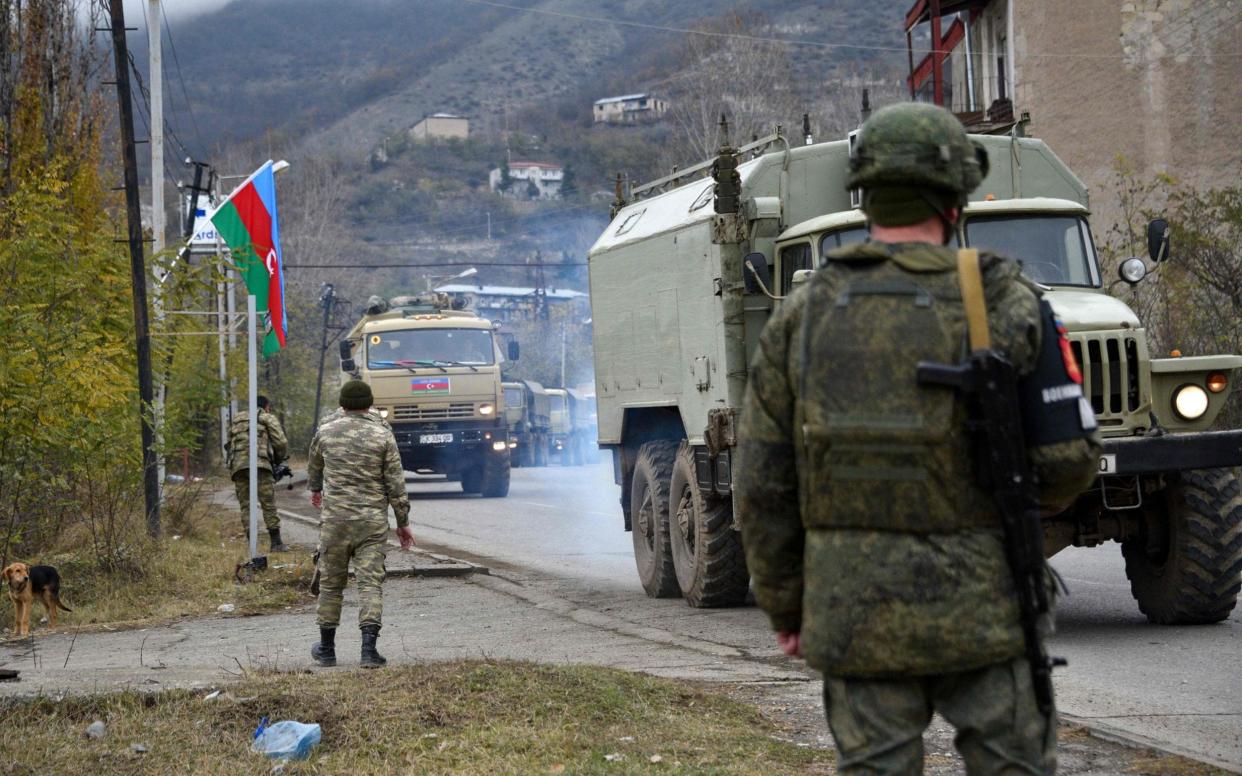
[308, 380, 414, 669]
[737, 103, 1100, 775]
[228, 395, 290, 551]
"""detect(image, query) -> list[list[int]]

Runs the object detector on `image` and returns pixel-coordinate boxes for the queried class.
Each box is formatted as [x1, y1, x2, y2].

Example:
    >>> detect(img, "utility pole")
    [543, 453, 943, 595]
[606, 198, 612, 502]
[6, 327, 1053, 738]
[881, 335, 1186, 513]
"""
[311, 283, 336, 438]
[148, 0, 167, 497]
[107, 0, 160, 538]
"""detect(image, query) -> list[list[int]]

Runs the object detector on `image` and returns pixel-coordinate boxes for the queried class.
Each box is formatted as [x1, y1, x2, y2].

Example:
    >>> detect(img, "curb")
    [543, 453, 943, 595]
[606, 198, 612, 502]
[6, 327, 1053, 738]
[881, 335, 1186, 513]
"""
[276, 509, 487, 578]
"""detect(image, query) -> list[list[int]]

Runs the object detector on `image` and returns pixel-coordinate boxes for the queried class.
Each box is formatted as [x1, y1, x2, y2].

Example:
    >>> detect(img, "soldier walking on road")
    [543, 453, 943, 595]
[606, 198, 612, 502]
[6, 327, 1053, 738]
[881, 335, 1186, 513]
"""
[228, 395, 290, 552]
[736, 103, 1100, 774]
[308, 380, 414, 669]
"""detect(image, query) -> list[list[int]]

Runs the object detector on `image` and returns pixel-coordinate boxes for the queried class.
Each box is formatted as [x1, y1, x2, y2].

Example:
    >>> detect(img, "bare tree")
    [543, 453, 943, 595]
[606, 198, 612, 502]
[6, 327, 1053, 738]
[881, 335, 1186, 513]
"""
[663, 13, 801, 167]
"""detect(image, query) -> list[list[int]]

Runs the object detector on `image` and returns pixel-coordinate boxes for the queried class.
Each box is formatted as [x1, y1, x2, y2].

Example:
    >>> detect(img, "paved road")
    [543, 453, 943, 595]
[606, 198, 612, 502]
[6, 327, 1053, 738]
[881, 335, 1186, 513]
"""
[402, 459, 1242, 771]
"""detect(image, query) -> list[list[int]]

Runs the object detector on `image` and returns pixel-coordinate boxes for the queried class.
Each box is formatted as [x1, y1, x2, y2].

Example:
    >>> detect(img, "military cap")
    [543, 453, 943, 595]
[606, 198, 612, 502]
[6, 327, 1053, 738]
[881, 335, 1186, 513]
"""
[340, 380, 374, 410]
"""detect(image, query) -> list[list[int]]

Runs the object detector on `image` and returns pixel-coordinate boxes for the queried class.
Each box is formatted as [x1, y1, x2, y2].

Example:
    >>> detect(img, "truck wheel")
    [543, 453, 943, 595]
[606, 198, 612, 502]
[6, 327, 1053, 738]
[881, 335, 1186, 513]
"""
[668, 444, 749, 607]
[1123, 468, 1242, 624]
[480, 452, 510, 498]
[534, 437, 548, 467]
[519, 442, 534, 468]
[629, 440, 680, 598]
[460, 466, 483, 494]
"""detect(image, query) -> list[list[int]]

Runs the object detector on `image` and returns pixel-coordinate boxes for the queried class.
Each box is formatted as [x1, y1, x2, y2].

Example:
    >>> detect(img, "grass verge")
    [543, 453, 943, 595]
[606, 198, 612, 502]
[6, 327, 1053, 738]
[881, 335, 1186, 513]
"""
[0, 660, 833, 775]
[0, 481, 313, 636]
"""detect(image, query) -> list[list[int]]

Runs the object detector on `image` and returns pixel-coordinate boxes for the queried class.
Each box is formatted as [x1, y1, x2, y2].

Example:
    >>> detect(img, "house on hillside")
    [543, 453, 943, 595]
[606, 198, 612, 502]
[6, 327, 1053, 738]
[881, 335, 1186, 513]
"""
[592, 93, 669, 124]
[434, 283, 587, 322]
[903, 0, 1242, 228]
[409, 113, 469, 142]
[489, 160, 564, 200]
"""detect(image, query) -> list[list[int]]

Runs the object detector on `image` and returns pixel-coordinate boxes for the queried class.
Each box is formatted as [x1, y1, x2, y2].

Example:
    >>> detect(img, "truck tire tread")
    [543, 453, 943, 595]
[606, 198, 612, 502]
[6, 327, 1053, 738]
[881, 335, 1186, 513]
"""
[630, 440, 680, 598]
[1124, 467, 1242, 624]
[670, 444, 749, 608]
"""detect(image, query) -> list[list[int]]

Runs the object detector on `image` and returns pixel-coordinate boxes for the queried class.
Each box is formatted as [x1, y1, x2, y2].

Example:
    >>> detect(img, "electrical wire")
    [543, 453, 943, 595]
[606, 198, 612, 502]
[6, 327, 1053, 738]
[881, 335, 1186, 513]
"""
[160, 1, 206, 153]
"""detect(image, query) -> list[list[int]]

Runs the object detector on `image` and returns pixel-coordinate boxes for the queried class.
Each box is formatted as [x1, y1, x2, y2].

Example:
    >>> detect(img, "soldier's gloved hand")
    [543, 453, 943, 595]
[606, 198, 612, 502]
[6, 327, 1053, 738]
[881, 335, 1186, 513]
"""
[309, 491, 323, 509]
[776, 631, 802, 658]
[395, 525, 415, 551]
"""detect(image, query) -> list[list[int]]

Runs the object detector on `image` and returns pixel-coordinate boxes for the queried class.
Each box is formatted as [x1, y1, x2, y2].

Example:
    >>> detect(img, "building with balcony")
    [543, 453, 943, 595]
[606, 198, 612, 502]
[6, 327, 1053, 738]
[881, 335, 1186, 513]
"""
[903, 0, 1242, 228]
[489, 160, 564, 200]
[592, 93, 669, 124]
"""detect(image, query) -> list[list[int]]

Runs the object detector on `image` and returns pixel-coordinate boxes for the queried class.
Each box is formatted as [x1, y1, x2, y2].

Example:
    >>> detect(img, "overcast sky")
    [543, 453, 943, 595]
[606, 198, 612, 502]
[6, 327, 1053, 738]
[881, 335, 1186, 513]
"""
[121, 0, 235, 22]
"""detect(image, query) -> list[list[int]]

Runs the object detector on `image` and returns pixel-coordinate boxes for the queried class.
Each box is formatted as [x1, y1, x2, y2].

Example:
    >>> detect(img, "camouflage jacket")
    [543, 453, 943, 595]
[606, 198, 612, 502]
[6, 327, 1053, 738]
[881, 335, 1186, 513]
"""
[308, 411, 410, 527]
[228, 410, 288, 476]
[318, 406, 391, 430]
[736, 241, 1099, 678]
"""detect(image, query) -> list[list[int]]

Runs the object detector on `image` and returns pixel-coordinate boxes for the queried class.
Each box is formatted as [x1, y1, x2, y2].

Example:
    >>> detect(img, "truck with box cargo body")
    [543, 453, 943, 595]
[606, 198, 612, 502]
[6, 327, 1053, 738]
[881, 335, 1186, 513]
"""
[339, 294, 518, 497]
[503, 379, 553, 467]
[545, 388, 572, 465]
[588, 129, 1242, 620]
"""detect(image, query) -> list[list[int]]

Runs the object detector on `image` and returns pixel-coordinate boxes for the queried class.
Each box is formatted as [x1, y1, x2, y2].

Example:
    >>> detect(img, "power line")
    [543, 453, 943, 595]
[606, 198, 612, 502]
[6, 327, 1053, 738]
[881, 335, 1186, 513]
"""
[160, 1, 205, 152]
[459, 0, 1242, 59]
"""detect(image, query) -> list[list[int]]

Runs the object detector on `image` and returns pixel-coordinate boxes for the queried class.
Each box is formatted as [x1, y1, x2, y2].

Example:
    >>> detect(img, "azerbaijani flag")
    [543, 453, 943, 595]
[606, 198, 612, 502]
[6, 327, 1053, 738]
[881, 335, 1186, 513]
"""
[208, 160, 287, 357]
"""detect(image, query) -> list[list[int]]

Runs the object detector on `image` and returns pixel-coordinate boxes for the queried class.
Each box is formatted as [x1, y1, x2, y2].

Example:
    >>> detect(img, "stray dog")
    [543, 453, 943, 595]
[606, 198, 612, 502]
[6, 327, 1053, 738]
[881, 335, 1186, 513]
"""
[2, 563, 72, 637]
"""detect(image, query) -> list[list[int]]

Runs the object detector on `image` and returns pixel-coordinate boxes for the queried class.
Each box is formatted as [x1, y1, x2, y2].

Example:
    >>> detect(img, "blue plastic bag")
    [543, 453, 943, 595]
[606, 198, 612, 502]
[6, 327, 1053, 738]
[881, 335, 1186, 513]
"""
[251, 718, 322, 761]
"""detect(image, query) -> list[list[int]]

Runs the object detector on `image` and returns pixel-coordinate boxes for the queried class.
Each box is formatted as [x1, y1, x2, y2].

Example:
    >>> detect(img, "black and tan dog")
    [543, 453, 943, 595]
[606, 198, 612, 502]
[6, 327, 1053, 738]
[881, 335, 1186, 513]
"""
[3, 562, 72, 637]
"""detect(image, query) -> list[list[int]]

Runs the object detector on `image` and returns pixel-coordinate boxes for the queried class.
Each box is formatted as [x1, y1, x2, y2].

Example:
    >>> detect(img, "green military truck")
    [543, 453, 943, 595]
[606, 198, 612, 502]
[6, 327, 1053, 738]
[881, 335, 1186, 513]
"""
[340, 293, 518, 497]
[545, 387, 572, 465]
[503, 379, 553, 467]
[566, 387, 600, 466]
[588, 129, 1242, 620]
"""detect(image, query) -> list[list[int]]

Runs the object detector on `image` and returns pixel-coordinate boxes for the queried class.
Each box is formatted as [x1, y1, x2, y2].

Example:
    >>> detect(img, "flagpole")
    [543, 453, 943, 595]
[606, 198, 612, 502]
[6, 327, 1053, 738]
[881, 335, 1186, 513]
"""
[247, 293, 260, 560]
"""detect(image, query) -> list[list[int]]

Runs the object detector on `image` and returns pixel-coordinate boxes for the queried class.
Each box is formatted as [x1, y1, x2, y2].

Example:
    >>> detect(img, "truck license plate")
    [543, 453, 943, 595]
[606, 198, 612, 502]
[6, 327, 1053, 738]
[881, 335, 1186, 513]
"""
[419, 433, 453, 445]
[1098, 454, 1117, 475]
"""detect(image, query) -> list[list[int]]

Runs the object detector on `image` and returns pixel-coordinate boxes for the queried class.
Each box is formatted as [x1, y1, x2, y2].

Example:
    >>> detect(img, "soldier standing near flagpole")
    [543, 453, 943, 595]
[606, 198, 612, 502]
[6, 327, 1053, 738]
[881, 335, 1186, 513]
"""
[308, 380, 413, 668]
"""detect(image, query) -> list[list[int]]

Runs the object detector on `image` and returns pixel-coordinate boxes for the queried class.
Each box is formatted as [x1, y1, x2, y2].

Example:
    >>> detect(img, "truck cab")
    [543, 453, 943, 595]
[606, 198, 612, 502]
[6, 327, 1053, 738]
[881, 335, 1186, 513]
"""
[340, 294, 514, 497]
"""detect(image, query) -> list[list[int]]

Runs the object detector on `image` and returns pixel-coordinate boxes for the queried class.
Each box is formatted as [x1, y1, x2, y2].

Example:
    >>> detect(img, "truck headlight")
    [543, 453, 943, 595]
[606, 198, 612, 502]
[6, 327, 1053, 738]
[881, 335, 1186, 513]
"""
[1119, 257, 1147, 284]
[492, 440, 507, 451]
[479, 403, 495, 416]
[379, 408, 389, 419]
[1173, 384, 1209, 420]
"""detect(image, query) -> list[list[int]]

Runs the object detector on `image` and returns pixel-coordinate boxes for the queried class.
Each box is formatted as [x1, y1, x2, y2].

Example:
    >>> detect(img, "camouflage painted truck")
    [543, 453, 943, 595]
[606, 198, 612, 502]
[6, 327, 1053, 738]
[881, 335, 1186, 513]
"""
[339, 293, 519, 497]
[588, 129, 1242, 620]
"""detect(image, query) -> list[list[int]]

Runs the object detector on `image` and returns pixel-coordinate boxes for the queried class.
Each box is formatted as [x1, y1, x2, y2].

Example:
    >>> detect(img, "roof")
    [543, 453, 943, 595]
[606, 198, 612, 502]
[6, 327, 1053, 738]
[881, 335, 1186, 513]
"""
[436, 283, 587, 300]
[508, 160, 562, 170]
[593, 93, 650, 106]
[777, 198, 1090, 242]
[427, 112, 466, 119]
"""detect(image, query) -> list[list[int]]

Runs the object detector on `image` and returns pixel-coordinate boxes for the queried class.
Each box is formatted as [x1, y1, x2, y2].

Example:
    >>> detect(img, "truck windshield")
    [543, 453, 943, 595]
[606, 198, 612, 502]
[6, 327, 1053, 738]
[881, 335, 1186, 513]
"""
[965, 215, 1099, 287]
[368, 328, 495, 369]
[818, 226, 868, 259]
[503, 387, 523, 406]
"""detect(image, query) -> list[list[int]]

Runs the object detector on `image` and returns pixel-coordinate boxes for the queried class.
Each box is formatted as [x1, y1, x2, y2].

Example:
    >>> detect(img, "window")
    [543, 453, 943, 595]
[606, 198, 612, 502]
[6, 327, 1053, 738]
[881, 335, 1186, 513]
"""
[503, 387, 523, 407]
[964, 215, 1099, 287]
[615, 208, 646, 235]
[779, 243, 812, 293]
[368, 328, 496, 369]
[818, 227, 869, 264]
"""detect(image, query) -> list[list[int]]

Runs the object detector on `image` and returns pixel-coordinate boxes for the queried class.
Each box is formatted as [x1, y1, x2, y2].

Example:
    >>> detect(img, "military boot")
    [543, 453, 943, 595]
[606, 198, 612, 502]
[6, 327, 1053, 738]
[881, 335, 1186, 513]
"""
[268, 528, 290, 553]
[311, 627, 336, 667]
[360, 625, 386, 669]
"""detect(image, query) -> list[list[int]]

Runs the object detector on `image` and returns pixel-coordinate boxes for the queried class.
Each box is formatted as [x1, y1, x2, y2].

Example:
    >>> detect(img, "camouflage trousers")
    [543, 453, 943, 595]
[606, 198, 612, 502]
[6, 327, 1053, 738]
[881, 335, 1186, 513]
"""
[823, 657, 1056, 775]
[232, 469, 279, 532]
[316, 519, 388, 630]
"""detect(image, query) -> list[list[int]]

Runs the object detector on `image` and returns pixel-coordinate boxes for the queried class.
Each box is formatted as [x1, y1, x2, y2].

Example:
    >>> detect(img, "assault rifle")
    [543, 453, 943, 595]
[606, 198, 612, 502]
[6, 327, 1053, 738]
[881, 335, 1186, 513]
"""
[917, 352, 1065, 714]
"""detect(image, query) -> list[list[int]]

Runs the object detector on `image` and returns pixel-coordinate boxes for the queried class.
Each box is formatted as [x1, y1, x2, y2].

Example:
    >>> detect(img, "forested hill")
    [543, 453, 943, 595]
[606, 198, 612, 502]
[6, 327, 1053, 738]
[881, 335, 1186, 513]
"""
[156, 0, 912, 158]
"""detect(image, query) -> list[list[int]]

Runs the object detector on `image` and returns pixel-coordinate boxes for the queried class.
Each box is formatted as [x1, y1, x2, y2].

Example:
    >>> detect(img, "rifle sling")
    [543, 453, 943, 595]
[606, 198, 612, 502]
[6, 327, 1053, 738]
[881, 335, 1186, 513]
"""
[956, 248, 991, 351]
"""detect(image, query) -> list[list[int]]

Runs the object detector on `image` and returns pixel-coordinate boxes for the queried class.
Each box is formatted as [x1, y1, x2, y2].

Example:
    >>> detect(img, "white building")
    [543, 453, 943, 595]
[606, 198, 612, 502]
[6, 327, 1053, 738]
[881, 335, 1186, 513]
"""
[592, 93, 668, 124]
[409, 113, 469, 142]
[488, 160, 564, 200]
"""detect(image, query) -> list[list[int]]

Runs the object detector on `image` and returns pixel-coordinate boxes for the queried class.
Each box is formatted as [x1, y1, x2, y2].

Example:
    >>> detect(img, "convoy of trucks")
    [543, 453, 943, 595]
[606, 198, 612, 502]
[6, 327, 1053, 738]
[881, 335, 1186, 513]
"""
[586, 127, 1242, 620]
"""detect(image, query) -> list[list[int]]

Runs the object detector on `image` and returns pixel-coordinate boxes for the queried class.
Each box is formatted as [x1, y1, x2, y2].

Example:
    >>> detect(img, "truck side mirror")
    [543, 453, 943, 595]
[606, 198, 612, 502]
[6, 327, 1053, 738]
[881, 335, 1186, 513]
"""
[340, 340, 355, 372]
[1147, 218, 1170, 262]
[508, 341, 520, 361]
[742, 252, 772, 295]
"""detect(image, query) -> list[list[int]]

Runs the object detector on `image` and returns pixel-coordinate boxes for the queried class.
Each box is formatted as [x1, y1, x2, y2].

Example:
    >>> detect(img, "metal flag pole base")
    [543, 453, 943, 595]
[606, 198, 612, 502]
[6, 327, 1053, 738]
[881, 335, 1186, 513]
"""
[246, 293, 266, 572]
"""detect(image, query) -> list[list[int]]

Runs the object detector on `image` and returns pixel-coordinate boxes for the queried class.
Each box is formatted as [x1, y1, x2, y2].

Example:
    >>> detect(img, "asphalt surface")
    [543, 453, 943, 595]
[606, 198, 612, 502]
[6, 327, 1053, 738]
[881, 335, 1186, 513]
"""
[401, 458, 1242, 772]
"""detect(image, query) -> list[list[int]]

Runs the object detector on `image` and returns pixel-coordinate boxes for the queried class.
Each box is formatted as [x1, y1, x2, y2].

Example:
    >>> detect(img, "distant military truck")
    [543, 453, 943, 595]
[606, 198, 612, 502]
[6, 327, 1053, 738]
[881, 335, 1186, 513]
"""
[503, 379, 553, 467]
[545, 388, 572, 465]
[565, 387, 600, 466]
[589, 129, 1242, 620]
[340, 293, 519, 497]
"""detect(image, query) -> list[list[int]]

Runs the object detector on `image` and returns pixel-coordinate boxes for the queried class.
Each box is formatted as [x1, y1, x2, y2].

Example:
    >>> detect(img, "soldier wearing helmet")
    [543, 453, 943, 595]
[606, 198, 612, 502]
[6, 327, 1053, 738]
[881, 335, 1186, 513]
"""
[736, 103, 1099, 774]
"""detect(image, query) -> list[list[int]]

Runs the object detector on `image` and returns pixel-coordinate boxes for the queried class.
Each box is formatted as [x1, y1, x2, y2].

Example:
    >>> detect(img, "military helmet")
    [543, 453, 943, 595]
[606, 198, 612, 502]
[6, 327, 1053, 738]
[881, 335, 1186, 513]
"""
[847, 102, 989, 200]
